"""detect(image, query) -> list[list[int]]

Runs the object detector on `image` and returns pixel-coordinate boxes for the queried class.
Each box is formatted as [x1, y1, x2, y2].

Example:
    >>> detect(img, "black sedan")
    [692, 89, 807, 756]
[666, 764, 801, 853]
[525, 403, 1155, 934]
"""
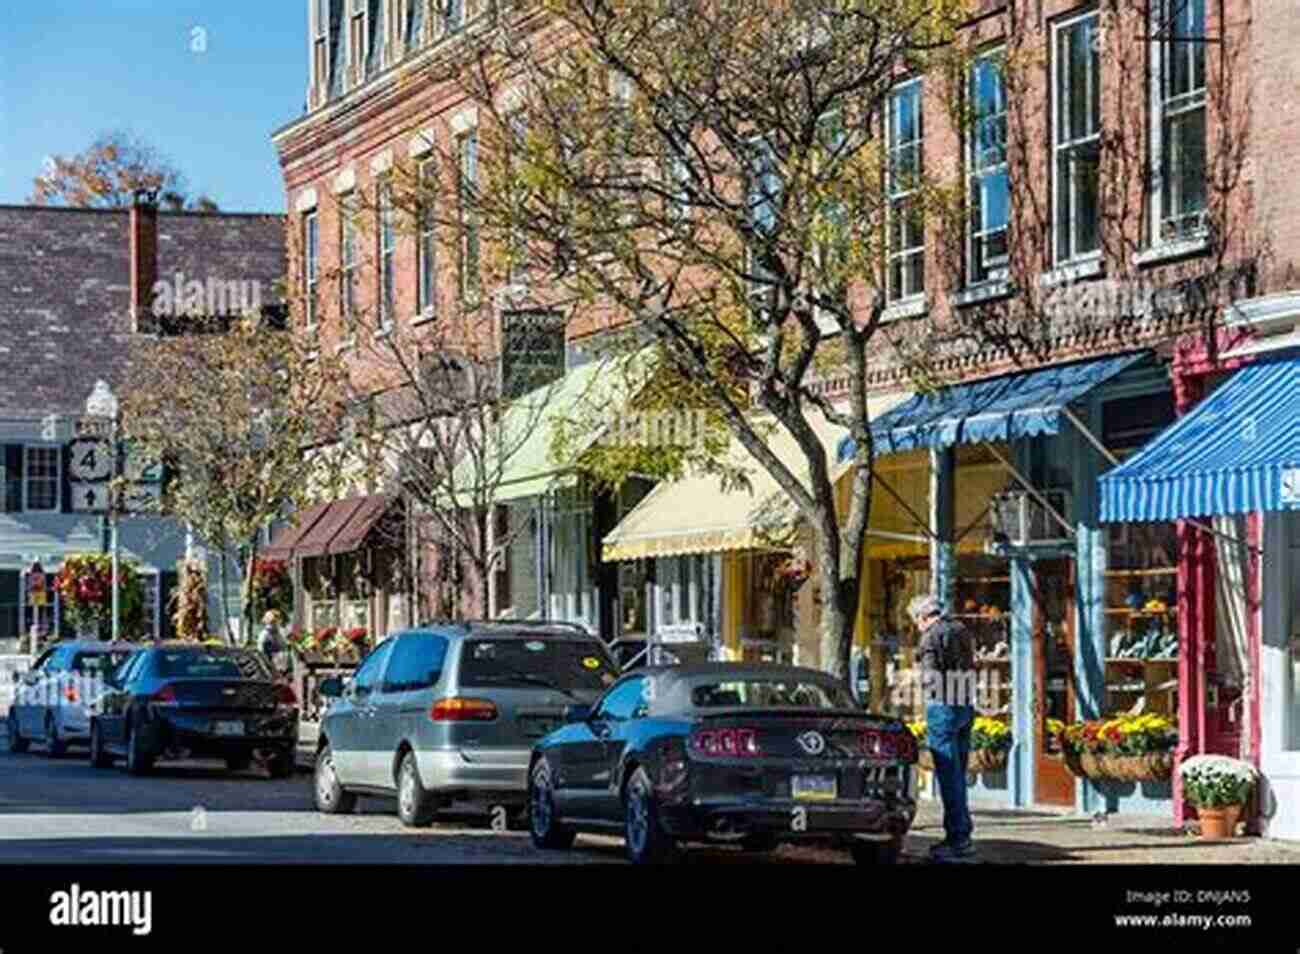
[87, 643, 299, 778]
[527, 663, 919, 864]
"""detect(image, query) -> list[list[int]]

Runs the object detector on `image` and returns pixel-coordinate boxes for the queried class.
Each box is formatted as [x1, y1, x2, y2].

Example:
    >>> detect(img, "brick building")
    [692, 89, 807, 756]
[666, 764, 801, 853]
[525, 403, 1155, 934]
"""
[271, 0, 1300, 827]
[0, 200, 286, 650]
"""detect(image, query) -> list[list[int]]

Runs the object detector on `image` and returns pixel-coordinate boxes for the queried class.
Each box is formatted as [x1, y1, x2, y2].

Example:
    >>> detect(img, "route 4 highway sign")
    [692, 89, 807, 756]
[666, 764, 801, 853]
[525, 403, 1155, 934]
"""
[68, 438, 113, 482]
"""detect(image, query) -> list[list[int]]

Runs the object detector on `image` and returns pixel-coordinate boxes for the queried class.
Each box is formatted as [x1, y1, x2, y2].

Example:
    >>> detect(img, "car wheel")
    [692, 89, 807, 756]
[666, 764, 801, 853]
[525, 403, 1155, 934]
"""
[46, 715, 68, 759]
[89, 722, 113, 768]
[314, 744, 357, 815]
[225, 755, 252, 773]
[529, 756, 576, 850]
[266, 750, 295, 780]
[740, 833, 780, 853]
[397, 752, 437, 828]
[7, 711, 29, 754]
[851, 838, 902, 865]
[624, 766, 678, 865]
[125, 724, 154, 776]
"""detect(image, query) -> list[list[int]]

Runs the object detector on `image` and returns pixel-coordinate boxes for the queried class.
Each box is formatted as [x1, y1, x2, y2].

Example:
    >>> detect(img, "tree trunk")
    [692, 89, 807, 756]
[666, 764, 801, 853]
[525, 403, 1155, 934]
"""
[218, 547, 235, 645]
[815, 523, 860, 685]
[241, 537, 260, 648]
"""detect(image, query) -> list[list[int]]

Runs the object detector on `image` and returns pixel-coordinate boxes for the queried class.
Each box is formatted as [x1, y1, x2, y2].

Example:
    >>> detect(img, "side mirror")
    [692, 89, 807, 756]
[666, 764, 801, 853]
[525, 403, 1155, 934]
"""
[563, 704, 592, 724]
[318, 677, 344, 699]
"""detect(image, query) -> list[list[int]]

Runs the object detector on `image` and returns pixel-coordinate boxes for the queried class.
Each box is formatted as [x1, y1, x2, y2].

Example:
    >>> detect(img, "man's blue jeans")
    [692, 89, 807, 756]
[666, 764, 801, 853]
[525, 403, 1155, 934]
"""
[926, 703, 976, 846]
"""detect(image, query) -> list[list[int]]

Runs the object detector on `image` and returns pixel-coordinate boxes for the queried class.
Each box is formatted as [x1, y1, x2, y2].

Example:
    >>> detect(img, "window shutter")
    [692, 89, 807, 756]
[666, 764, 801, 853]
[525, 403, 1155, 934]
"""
[0, 570, 19, 640]
[2, 445, 22, 512]
[159, 570, 179, 639]
[61, 443, 74, 514]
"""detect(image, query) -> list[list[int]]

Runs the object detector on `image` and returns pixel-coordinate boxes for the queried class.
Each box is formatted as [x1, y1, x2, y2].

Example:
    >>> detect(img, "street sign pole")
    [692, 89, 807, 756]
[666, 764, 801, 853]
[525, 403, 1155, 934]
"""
[111, 414, 120, 643]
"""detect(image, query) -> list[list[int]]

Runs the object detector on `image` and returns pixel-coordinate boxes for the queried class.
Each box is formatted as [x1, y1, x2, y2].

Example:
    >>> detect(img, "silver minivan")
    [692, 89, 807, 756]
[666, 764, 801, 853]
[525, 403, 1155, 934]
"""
[313, 622, 618, 827]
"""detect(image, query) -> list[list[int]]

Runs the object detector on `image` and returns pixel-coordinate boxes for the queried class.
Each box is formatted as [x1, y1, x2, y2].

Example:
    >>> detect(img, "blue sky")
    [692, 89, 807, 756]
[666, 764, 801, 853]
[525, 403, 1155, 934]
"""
[1, 1, 307, 213]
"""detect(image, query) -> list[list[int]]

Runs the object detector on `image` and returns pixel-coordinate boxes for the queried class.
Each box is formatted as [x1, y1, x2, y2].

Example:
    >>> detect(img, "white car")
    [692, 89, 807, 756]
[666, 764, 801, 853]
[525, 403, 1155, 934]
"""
[7, 641, 137, 757]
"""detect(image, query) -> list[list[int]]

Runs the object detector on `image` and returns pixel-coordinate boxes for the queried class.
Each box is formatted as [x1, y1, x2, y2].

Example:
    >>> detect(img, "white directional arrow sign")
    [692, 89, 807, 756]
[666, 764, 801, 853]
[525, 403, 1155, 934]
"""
[70, 482, 110, 513]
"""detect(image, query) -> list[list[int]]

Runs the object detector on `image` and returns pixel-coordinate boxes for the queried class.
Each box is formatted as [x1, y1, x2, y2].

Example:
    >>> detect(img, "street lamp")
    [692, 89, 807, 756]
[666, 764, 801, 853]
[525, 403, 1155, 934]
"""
[85, 380, 121, 642]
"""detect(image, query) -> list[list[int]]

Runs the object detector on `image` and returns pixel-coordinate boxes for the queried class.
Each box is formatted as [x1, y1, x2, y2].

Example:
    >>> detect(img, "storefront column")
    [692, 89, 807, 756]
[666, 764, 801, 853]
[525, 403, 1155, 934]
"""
[929, 447, 956, 612]
[1074, 397, 1108, 816]
[1010, 555, 1036, 808]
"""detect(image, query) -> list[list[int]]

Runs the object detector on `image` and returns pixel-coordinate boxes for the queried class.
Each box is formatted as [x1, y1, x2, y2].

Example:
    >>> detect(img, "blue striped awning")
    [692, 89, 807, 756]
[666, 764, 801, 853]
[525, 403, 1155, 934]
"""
[837, 352, 1149, 460]
[1099, 357, 1300, 522]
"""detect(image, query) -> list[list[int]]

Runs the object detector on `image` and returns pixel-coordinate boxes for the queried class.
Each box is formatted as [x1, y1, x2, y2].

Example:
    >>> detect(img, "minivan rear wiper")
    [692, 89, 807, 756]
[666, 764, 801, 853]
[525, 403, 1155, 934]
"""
[496, 670, 581, 700]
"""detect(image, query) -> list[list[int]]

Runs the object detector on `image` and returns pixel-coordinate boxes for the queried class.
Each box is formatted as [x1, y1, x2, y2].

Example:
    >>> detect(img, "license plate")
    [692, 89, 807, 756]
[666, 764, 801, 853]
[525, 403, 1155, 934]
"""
[791, 774, 837, 801]
[213, 721, 244, 737]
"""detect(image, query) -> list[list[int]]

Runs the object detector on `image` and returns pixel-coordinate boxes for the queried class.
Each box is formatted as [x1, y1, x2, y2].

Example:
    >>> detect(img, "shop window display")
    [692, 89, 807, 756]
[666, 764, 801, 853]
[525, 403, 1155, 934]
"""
[1104, 522, 1179, 716]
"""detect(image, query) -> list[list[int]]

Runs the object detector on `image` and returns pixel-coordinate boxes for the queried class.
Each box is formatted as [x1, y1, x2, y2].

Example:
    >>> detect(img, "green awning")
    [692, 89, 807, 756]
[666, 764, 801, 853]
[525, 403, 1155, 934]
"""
[446, 350, 651, 507]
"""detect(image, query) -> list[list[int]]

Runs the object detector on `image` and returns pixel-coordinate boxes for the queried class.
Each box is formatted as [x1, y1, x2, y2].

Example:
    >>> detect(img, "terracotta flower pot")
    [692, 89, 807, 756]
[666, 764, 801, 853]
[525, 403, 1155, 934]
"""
[1197, 804, 1243, 840]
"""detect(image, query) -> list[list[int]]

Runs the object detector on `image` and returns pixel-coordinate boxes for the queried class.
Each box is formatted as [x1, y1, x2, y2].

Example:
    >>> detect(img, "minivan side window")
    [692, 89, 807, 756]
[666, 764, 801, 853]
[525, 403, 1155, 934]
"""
[594, 676, 648, 722]
[353, 639, 395, 695]
[382, 634, 449, 693]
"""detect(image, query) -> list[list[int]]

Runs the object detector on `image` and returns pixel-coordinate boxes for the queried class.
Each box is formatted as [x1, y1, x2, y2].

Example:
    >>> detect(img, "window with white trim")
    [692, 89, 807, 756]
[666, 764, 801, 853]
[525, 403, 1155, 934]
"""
[446, 0, 465, 34]
[1152, 0, 1207, 242]
[348, 0, 368, 88]
[418, 158, 437, 315]
[24, 446, 59, 513]
[339, 192, 358, 340]
[968, 50, 1009, 284]
[312, 0, 330, 98]
[304, 210, 319, 330]
[377, 178, 396, 330]
[1052, 11, 1101, 264]
[457, 129, 480, 302]
[885, 80, 924, 302]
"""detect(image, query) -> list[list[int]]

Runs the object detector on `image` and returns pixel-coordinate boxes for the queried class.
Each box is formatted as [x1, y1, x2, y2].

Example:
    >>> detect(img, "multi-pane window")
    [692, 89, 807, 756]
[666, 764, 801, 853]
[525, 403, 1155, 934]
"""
[457, 130, 480, 302]
[746, 136, 782, 315]
[1053, 11, 1101, 263]
[304, 211, 319, 330]
[446, 0, 465, 34]
[378, 179, 396, 329]
[349, 0, 367, 86]
[24, 446, 59, 512]
[418, 158, 437, 315]
[312, 0, 330, 96]
[885, 80, 924, 302]
[968, 51, 1009, 283]
[1154, 0, 1207, 241]
[339, 193, 357, 338]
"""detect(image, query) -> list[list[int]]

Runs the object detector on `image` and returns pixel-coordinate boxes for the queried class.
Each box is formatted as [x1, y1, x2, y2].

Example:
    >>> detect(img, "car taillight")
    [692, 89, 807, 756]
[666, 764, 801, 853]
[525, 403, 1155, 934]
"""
[862, 728, 916, 762]
[275, 684, 297, 707]
[430, 698, 498, 722]
[689, 728, 761, 757]
[64, 685, 79, 703]
[152, 685, 177, 704]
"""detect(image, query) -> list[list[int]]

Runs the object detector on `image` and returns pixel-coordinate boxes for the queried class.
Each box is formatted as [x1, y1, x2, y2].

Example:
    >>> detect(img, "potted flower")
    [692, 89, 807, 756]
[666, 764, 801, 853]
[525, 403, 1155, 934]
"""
[1181, 755, 1257, 840]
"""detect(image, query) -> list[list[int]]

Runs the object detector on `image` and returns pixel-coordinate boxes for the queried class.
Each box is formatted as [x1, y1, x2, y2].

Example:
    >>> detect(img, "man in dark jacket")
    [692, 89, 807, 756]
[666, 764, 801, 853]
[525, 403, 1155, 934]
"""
[910, 594, 977, 862]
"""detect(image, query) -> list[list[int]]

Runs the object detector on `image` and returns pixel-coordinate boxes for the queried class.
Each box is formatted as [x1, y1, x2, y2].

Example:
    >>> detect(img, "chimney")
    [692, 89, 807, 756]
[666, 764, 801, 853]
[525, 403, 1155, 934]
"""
[130, 189, 159, 333]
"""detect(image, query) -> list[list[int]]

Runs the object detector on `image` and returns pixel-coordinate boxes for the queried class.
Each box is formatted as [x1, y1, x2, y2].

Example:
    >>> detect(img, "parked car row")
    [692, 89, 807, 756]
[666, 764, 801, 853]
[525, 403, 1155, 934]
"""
[7, 641, 298, 778]
[6, 624, 921, 864]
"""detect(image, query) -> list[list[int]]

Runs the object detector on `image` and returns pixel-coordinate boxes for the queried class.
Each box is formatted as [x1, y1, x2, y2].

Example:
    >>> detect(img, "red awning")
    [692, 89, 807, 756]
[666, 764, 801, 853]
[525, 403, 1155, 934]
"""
[295, 497, 371, 558]
[262, 502, 332, 560]
[327, 494, 396, 555]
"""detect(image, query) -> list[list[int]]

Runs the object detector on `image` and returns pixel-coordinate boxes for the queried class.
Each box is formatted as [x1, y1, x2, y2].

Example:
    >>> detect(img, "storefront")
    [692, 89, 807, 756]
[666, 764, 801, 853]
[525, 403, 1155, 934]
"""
[842, 352, 1178, 813]
[1099, 345, 1300, 837]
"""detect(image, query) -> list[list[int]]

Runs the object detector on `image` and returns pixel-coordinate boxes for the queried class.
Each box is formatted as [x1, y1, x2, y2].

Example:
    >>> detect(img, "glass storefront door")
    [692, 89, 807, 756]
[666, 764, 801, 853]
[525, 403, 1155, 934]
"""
[1034, 559, 1076, 806]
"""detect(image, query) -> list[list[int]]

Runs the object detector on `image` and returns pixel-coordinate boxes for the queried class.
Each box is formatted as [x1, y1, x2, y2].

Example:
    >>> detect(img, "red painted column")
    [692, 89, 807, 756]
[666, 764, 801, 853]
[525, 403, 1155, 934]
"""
[1172, 371, 1206, 824]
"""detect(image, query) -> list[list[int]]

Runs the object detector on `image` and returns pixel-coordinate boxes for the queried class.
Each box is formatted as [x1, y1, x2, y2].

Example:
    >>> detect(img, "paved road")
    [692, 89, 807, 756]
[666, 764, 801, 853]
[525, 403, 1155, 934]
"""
[0, 737, 862, 865]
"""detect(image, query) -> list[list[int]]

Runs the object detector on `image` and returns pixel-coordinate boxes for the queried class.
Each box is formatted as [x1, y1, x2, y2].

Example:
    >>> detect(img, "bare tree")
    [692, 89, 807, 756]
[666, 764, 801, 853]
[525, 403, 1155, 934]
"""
[371, 0, 973, 680]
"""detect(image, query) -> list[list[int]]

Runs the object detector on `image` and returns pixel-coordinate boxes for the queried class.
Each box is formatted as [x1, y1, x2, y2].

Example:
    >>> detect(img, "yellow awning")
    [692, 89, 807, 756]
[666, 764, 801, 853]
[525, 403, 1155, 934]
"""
[602, 393, 911, 562]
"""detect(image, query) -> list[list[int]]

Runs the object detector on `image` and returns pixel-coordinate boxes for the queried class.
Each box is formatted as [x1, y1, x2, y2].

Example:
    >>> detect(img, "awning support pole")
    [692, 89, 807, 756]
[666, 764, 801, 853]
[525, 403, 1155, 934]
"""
[980, 441, 1077, 538]
[1060, 406, 1259, 554]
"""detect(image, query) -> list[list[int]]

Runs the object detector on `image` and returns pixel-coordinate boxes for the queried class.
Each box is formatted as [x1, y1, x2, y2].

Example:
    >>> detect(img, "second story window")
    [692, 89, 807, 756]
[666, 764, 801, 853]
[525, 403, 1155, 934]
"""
[24, 446, 59, 513]
[339, 193, 357, 339]
[885, 79, 924, 303]
[457, 130, 480, 303]
[1154, 0, 1207, 242]
[418, 158, 437, 316]
[304, 210, 319, 330]
[378, 179, 396, 330]
[1052, 10, 1101, 264]
[968, 50, 1009, 284]
[446, 0, 465, 34]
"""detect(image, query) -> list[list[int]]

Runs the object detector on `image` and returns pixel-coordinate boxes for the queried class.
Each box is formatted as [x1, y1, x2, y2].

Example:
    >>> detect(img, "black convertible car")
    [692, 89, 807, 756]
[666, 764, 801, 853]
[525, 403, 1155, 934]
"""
[87, 643, 299, 778]
[527, 663, 919, 864]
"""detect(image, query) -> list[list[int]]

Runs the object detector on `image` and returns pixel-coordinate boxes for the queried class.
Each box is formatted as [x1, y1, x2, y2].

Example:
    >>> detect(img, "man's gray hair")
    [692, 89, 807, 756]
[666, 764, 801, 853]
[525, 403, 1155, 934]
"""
[907, 594, 943, 623]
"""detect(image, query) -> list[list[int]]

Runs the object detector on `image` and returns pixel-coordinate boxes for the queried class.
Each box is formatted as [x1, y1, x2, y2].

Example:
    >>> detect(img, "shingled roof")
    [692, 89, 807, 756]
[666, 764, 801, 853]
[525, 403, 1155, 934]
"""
[0, 204, 285, 417]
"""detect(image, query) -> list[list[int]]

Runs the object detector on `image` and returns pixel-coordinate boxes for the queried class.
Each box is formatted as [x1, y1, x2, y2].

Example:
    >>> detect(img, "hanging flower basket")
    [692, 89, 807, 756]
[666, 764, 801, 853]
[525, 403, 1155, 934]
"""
[1062, 714, 1179, 781]
[907, 718, 1010, 773]
[968, 749, 1008, 773]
